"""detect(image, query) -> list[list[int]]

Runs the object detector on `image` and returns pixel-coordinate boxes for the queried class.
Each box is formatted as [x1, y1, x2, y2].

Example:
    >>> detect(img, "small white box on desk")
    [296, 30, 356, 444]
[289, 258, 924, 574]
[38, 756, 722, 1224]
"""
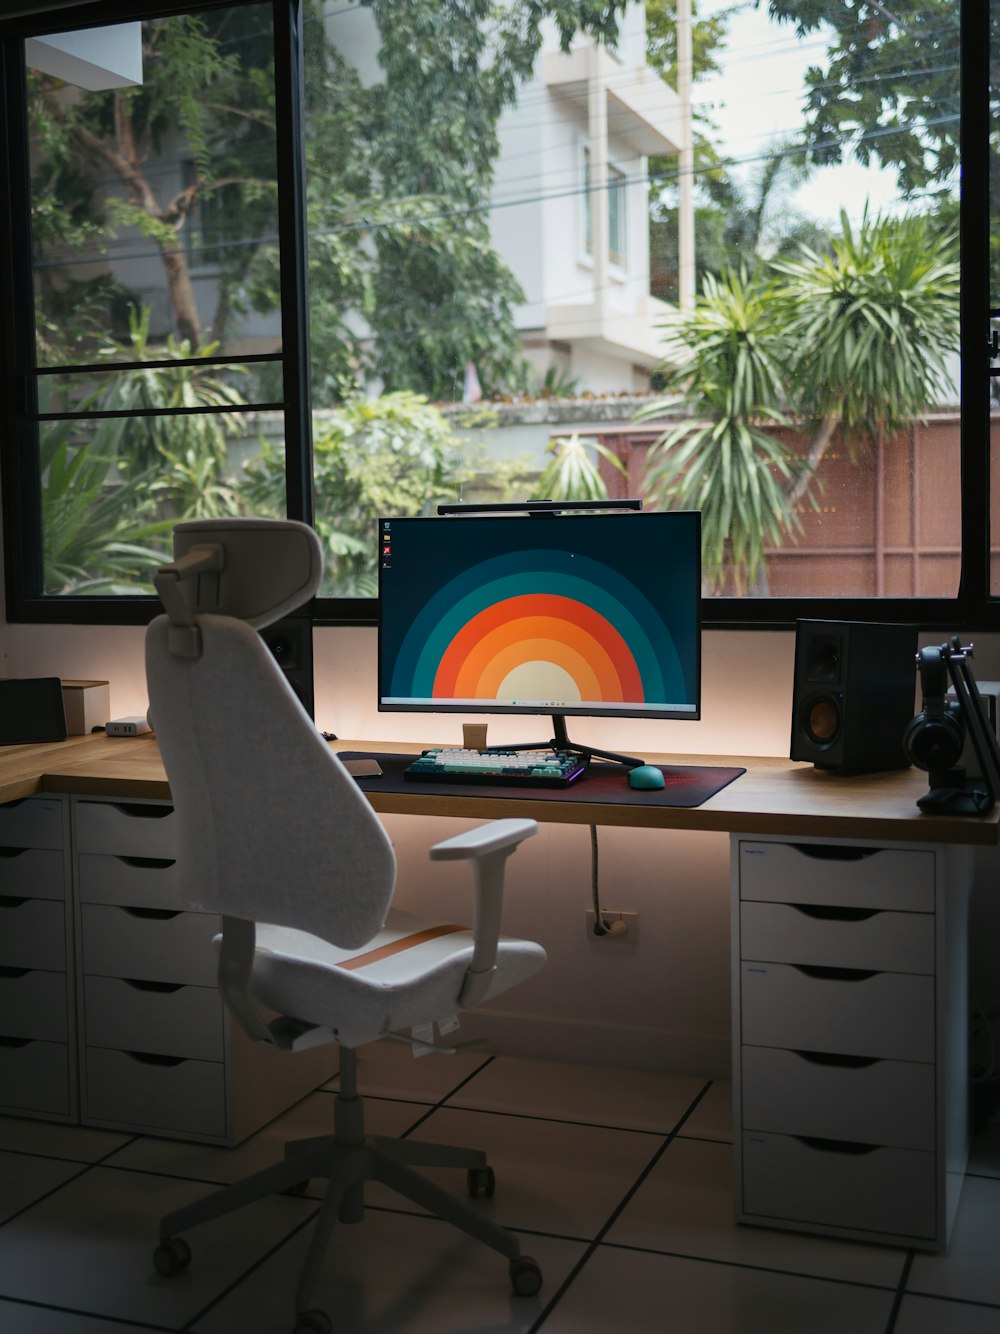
[61, 680, 110, 735]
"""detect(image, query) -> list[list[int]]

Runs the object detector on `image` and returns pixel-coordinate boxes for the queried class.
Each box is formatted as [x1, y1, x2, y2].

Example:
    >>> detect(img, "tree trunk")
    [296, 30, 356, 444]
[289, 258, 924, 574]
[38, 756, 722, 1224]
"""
[785, 416, 840, 508]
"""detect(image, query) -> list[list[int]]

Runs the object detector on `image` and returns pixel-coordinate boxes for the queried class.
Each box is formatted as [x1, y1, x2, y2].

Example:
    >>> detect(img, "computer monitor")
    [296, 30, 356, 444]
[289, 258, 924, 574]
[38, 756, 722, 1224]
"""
[377, 507, 701, 765]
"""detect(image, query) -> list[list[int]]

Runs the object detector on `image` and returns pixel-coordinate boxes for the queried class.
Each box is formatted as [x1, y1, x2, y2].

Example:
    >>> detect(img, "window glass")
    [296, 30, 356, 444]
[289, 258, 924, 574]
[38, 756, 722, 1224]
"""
[303, 0, 962, 602]
[23, 3, 285, 596]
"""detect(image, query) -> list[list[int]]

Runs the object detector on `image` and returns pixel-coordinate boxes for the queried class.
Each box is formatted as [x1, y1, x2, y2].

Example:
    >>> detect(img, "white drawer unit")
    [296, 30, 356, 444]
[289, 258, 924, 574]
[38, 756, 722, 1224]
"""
[72, 795, 336, 1145]
[731, 833, 971, 1252]
[0, 796, 75, 1121]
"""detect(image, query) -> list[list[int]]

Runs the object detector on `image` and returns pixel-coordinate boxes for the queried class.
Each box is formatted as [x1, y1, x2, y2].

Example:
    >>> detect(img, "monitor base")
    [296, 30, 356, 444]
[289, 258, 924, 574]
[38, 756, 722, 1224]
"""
[493, 713, 643, 770]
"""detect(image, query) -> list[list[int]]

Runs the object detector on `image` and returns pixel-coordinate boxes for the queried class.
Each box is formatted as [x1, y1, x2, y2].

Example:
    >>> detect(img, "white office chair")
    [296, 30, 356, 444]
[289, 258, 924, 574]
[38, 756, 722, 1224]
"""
[145, 518, 546, 1334]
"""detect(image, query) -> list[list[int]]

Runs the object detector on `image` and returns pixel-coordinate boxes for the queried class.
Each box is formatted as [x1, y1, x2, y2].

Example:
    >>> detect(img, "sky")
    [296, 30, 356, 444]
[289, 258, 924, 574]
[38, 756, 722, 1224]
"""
[693, 0, 903, 226]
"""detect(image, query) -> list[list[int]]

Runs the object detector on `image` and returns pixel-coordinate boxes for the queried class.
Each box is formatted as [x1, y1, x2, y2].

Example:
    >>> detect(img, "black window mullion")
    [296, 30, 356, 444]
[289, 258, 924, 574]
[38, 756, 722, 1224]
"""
[0, 34, 43, 615]
[958, 0, 993, 614]
[272, 0, 313, 528]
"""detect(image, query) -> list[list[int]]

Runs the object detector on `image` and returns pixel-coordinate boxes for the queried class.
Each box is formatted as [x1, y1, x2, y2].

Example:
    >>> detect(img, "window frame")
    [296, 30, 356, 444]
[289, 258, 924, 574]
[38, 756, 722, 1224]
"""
[0, 0, 993, 633]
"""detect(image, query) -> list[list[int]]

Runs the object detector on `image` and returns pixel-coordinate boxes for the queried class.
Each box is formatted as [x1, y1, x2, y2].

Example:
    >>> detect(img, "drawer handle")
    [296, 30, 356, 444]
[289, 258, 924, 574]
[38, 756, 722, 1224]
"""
[120, 907, 181, 921]
[0, 896, 29, 909]
[795, 964, 877, 982]
[792, 1049, 879, 1069]
[122, 979, 184, 994]
[118, 856, 176, 870]
[0, 966, 30, 980]
[124, 1051, 186, 1067]
[791, 904, 879, 922]
[107, 803, 173, 821]
[0, 847, 28, 859]
[0, 1036, 32, 1049]
[789, 844, 879, 862]
[795, 1135, 878, 1155]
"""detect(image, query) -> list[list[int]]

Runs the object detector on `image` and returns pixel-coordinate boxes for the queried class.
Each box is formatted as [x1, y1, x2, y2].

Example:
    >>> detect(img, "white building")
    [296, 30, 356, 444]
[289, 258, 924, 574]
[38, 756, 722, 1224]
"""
[488, 4, 688, 395]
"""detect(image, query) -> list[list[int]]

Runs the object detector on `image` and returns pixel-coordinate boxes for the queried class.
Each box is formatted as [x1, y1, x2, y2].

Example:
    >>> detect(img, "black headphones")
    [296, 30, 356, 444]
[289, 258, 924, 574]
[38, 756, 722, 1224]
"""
[902, 645, 965, 773]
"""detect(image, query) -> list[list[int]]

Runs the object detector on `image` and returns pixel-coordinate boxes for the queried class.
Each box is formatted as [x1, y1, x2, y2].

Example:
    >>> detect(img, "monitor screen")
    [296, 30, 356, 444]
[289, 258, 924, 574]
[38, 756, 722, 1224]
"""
[377, 511, 701, 722]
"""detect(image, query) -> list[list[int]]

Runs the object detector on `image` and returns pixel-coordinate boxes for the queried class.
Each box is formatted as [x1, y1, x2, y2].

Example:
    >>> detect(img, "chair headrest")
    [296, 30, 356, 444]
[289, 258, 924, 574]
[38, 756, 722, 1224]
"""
[153, 519, 323, 655]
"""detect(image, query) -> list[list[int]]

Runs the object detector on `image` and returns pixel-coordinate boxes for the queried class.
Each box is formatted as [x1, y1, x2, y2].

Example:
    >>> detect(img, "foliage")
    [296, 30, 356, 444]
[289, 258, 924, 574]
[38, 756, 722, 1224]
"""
[30, 1, 632, 405]
[530, 433, 625, 503]
[636, 269, 798, 591]
[772, 208, 960, 438]
[94, 306, 248, 519]
[241, 391, 503, 596]
[39, 423, 173, 595]
[765, 0, 962, 199]
[638, 209, 960, 590]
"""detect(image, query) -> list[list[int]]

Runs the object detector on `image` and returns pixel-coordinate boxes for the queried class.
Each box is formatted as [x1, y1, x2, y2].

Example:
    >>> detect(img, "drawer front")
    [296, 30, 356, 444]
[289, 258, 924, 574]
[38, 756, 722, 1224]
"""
[740, 962, 934, 1062]
[81, 904, 218, 986]
[740, 901, 934, 974]
[738, 842, 934, 912]
[0, 969, 68, 1042]
[0, 797, 64, 850]
[0, 1038, 70, 1115]
[0, 897, 66, 971]
[0, 848, 65, 901]
[741, 1046, 934, 1151]
[741, 1131, 936, 1241]
[85, 976, 223, 1062]
[85, 1047, 225, 1138]
[74, 800, 176, 859]
[78, 852, 182, 910]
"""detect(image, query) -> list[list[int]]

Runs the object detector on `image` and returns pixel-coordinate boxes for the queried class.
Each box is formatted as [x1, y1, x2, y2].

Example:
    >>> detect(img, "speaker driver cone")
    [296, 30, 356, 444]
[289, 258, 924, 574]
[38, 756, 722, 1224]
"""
[804, 696, 840, 745]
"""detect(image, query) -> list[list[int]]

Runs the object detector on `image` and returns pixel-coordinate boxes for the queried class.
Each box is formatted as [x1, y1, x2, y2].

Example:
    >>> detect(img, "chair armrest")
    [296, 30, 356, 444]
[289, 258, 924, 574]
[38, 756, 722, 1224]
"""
[217, 916, 333, 1053]
[429, 819, 537, 1007]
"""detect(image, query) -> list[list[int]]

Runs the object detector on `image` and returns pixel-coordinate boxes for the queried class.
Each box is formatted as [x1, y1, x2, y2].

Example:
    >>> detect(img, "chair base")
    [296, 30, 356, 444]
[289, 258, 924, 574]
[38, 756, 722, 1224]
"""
[155, 1048, 541, 1324]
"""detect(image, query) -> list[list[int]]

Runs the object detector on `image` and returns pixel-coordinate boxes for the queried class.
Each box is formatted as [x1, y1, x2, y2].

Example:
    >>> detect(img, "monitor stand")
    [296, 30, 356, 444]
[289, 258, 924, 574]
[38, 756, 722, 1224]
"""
[493, 713, 643, 769]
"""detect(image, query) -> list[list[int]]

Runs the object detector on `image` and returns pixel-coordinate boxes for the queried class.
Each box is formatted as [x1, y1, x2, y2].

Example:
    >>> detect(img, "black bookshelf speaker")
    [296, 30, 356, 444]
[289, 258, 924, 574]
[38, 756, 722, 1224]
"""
[790, 620, 918, 771]
[260, 613, 315, 719]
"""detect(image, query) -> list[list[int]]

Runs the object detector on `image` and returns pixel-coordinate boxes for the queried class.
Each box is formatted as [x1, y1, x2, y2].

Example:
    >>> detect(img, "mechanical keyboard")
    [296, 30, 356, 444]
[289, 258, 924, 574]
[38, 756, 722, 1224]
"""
[403, 747, 589, 788]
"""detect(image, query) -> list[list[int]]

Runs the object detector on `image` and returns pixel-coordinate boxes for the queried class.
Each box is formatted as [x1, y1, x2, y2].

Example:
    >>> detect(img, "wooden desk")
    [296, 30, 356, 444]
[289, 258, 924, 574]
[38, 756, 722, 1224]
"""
[4, 730, 999, 847]
[0, 731, 991, 1249]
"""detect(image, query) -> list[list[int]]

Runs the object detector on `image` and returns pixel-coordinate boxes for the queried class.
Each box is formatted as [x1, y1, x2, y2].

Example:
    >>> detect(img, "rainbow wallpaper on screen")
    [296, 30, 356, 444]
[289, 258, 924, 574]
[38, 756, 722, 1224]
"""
[378, 514, 699, 718]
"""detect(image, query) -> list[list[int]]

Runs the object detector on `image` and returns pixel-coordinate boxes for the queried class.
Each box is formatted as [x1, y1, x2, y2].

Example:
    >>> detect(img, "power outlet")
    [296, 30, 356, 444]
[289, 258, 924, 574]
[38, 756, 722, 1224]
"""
[585, 910, 639, 942]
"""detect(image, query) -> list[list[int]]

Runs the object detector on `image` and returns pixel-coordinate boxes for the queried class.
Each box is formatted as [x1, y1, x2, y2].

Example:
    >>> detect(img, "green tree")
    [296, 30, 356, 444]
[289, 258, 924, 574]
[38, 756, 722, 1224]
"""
[637, 209, 960, 590]
[636, 267, 798, 590]
[764, 0, 962, 199]
[31, 2, 631, 402]
[772, 207, 960, 505]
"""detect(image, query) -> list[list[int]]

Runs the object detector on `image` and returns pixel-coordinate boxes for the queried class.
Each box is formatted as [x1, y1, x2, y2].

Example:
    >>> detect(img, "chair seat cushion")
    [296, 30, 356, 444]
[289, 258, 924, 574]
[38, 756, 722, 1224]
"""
[248, 909, 545, 1049]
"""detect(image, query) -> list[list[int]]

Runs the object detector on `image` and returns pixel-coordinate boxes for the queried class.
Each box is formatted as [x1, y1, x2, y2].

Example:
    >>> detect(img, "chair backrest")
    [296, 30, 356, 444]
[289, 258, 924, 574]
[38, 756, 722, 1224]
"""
[145, 519, 396, 949]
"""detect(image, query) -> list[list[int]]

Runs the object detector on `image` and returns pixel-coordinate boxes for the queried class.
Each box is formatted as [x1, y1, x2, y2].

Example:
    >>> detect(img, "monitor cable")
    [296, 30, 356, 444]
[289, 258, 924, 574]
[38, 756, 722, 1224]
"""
[589, 825, 627, 937]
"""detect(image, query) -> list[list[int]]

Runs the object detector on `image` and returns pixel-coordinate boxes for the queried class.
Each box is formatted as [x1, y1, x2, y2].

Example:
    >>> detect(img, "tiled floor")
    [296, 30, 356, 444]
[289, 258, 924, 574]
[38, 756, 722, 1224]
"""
[1, 1045, 999, 1333]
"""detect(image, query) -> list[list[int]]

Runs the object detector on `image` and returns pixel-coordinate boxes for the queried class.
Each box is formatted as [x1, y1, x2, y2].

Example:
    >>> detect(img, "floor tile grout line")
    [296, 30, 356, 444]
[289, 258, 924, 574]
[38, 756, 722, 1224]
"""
[526, 1078, 714, 1333]
[882, 1250, 915, 1333]
[0, 1293, 180, 1332]
[179, 1204, 323, 1332]
[397, 1054, 497, 1137]
[597, 1235, 906, 1294]
[0, 1159, 94, 1232]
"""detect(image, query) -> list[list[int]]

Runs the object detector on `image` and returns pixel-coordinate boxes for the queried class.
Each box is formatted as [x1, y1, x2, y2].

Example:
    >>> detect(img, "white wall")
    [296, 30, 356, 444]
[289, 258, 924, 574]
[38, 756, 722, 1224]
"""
[7, 610, 998, 1079]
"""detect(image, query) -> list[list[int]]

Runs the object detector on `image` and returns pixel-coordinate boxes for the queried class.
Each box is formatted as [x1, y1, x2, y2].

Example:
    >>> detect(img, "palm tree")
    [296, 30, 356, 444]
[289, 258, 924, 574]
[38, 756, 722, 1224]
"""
[638, 209, 960, 591]
[636, 267, 799, 592]
[772, 208, 960, 507]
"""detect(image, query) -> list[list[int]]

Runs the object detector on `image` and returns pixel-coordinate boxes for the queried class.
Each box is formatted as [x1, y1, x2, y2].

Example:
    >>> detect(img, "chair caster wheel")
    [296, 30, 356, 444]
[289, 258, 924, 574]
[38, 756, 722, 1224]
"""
[510, 1255, 542, 1296]
[293, 1310, 331, 1333]
[467, 1165, 495, 1198]
[153, 1236, 192, 1276]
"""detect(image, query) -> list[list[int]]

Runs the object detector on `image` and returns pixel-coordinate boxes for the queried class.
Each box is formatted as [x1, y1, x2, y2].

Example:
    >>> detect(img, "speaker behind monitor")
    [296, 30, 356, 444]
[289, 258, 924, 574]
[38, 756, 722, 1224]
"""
[790, 620, 918, 772]
[260, 612, 315, 719]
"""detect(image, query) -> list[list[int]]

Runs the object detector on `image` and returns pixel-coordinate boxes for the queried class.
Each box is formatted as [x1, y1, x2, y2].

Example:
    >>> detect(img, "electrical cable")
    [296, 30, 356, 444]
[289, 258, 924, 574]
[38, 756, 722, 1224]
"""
[589, 824, 628, 937]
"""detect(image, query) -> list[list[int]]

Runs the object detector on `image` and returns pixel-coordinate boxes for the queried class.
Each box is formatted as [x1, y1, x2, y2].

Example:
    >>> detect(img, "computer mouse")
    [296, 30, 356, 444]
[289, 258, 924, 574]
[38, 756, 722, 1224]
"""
[628, 764, 665, 790]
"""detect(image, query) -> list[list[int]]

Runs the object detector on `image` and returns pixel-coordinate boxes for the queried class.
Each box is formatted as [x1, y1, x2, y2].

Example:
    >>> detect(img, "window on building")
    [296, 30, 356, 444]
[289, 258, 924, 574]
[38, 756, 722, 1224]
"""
[0, 0, 992, 630]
